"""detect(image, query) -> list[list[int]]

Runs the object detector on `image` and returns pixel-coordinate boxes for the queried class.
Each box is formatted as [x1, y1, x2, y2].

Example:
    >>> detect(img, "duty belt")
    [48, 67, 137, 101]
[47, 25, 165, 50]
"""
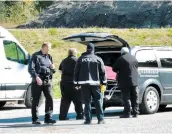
[41, 75, 52, 85]
[43, 79, 52, 85]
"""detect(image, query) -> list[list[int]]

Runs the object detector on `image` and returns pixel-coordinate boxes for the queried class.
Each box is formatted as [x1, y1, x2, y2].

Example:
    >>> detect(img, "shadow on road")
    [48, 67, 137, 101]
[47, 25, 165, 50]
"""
[1, 105, 172, 126]
[158, 107, 172, 113]
[104, 109, 123, 117]
[0, 114, 61, 124]
[0, 109, 123, 124]
[0, 122, 99, 129]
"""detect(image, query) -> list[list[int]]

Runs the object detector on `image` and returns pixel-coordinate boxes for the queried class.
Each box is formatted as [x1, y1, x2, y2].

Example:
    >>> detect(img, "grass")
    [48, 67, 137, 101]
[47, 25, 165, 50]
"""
[8, 27, 172, 98]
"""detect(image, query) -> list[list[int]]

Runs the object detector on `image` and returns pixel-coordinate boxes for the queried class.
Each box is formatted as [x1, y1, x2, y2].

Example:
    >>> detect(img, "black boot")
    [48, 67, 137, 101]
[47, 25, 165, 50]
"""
[84, 120, 92, 125]
[44, 119, 56, 124]
[32, 121, 41, 125]
[76, 114, 84, 120]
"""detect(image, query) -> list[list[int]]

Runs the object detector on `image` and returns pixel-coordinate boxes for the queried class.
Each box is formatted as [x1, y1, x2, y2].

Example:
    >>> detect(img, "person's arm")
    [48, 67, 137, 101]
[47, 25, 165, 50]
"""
[49, 55, 56, 74]
[73, 57, 81, 85]
[58, 61, 63, 74]
[98, 57, 107, 85]
[135, 57, 139, 69]
[28, 54, 38, 78]
[112, 58, 120, 72]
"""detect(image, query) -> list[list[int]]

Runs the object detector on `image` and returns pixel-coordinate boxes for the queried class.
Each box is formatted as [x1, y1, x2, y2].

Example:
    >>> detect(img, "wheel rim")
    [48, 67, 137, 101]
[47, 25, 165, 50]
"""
[146, 89, 158, 112]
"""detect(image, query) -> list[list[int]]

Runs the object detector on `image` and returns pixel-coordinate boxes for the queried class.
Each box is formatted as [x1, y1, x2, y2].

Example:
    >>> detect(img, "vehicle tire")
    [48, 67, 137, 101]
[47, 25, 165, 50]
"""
[140, 86, 160, 114]
[159, 105, 167, 109]
[24, 84, 44, 108]
[0, 101, 6, 108]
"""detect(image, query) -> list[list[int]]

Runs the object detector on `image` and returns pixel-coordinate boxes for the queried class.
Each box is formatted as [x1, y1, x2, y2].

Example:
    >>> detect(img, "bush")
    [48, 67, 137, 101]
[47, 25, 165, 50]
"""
[167, 28, 172, 37]
[0, 1, 53, 26]
[48, 28, 57, 35]
[129, 28, 134, 32]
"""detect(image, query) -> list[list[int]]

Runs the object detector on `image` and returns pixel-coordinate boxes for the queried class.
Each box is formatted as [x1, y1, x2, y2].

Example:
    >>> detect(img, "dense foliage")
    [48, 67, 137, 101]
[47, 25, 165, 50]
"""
[0, 1, 53, 25]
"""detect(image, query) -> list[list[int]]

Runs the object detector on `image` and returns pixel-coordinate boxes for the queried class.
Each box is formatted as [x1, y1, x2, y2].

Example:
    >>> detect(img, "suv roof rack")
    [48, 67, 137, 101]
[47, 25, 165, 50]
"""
[133, 45, 172, 51]
[135, 45, 172, 48]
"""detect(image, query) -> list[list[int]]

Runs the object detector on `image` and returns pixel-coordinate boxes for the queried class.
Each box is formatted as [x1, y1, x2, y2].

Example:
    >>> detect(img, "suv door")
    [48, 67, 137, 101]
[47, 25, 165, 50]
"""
[3, 40, 29, 99]
[156, 50, 172, 102]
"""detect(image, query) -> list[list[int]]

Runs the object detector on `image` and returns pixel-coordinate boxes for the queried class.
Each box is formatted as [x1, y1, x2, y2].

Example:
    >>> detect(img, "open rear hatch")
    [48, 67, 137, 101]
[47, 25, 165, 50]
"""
[63, 32, 130, 48]
[63, 32, 127, 101]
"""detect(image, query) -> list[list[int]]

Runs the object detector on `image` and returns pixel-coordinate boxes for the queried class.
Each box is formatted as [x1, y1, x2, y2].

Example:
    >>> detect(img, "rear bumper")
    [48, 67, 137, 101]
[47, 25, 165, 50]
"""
[104, 90, 123, 106]
[103, 80, 123, 106]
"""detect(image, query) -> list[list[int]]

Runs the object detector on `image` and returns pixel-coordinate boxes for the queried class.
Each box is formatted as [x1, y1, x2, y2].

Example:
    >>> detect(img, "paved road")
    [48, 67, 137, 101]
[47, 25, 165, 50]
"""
[0, 100, 172, 133]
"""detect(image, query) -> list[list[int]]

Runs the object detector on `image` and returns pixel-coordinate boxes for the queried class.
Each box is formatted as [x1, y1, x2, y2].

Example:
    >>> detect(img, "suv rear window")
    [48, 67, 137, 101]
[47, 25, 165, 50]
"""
[136, 50, 158, 67]
[156, 51, 172, 68]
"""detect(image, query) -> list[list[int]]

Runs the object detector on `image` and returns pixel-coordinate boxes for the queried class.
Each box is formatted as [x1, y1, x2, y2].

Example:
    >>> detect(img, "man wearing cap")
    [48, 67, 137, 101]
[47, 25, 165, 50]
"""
[74, 43, 107, 124]
[113, 47, 139, 118]
[59, 48, 83, 120]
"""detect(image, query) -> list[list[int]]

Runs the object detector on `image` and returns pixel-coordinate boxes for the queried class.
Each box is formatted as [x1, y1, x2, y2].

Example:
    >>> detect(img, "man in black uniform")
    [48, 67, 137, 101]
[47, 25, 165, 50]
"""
[113, 47, 139, 118]
[28, 42, 56, 124]
[59, 48, 83, 120]
[74, 43, 107, 124]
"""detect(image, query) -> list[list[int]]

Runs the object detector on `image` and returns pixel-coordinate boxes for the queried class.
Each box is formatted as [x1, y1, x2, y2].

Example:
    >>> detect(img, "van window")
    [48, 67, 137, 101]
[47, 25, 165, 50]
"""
[136, 50, 158, 67]
[156, 51, 172, 68]
[17, 47, 25, 64]
[3, 40, 26, 64]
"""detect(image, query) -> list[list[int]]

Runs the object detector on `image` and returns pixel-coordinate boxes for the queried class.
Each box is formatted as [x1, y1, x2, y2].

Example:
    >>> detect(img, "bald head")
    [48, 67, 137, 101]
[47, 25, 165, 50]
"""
[41, 42, 52, 54]
[68, 48, 77, 56]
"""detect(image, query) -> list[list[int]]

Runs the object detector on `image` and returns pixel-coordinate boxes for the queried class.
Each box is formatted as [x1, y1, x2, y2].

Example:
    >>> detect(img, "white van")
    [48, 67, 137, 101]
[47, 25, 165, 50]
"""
[0, 26, 36, 108]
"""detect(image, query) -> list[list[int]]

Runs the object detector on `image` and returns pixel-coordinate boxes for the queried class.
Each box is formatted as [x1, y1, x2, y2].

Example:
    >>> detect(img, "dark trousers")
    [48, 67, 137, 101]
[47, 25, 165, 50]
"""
[121, 86, 139, 115]
[82, 85, 104, 121]
[31, 82, 53, 122]
[59, 82, 83, 120]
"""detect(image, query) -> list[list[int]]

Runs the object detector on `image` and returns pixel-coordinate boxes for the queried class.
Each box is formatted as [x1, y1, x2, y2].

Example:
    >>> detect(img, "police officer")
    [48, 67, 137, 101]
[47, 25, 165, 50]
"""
[113, 47, 139, 118]
[28, 42, 56, 124]
[74, 43, 107, 124]
[59, 48, 83, 120]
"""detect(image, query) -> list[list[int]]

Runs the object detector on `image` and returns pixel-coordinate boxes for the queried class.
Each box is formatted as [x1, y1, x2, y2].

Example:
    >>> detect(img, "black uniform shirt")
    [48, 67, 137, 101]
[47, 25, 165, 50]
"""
[59, 56, 77, 82]
[113, 53, 138, 88]
[28, 50, 55, 79]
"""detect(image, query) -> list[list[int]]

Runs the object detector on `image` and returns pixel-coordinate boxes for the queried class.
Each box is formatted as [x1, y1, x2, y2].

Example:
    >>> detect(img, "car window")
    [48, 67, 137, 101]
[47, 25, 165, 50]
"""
[17, 47, 26, 64]
[3, 40, 26, 64]
[3, 40, 18, 61]
[136, 50, 158, 67]
[156, 51, 172, 68]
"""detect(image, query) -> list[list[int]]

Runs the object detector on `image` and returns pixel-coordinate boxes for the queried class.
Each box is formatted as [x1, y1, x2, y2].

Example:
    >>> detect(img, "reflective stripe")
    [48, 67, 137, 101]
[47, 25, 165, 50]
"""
[78, 81, 100, 84]
[103, 80, 107, 83]
[74, 81, 77, 84]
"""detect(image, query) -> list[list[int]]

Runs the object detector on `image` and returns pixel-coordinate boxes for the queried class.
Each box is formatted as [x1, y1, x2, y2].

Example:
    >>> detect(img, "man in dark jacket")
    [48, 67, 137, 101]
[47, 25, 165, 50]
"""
[59, 48, 83, 120]
[74, 43, 107, 124]
[28, 42, 56, 124]
[113, 47, 139, 118]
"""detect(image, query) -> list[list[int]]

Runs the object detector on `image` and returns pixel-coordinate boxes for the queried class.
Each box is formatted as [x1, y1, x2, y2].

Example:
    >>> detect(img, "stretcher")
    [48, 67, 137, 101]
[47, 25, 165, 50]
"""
[104, 80, 118, 100]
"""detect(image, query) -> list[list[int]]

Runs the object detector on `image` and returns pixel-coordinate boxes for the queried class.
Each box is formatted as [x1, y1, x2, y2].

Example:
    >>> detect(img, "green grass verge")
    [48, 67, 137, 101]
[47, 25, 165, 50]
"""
[9, 28, 172, 98]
